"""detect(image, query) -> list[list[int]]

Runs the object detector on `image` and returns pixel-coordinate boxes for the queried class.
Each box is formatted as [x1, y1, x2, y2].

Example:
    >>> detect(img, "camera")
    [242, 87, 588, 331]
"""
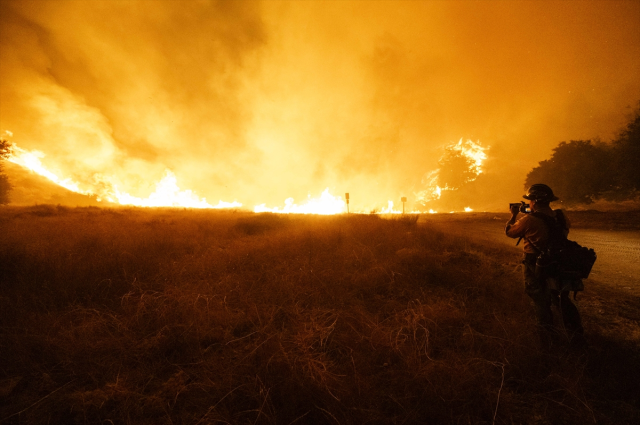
[509, 202, 531, 213]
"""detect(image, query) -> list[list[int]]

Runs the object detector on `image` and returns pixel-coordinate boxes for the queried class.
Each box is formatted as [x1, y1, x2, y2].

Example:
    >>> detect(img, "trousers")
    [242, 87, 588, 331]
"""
[523, 253, 584, 337]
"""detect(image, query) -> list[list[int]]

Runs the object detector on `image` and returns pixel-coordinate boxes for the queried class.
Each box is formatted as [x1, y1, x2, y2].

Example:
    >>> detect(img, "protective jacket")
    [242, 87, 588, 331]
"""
[505, 206, 570, 253]
[505, 206, 584, 341]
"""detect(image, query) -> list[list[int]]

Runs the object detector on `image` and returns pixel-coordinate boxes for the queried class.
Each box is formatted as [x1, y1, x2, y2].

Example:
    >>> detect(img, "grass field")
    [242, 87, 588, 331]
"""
[421, 210, 640, 232]
[1, 206, 639, 424]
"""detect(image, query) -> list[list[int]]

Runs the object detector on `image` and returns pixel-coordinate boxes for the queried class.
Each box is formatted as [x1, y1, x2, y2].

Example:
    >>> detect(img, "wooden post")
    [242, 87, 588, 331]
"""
[345, 193, 350, 214]
[401, 197, 407, 214]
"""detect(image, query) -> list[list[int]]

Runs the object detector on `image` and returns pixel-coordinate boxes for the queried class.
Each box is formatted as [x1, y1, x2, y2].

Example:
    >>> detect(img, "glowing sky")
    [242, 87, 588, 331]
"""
[1, 0, 639, 211]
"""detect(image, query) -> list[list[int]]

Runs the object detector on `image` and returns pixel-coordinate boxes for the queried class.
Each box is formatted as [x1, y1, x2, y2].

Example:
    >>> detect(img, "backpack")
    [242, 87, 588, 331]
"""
[528, 210, 597, 297]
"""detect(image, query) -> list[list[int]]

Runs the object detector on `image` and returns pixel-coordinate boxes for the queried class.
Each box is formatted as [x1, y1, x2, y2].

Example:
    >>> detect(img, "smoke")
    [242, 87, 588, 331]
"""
[1, 0, 266, 201]
[1, 0, 639, 211]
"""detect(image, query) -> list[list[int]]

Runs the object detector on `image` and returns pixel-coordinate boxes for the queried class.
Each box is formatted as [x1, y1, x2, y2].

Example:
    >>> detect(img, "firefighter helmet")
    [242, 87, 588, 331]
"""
[523, 184, 559, 202]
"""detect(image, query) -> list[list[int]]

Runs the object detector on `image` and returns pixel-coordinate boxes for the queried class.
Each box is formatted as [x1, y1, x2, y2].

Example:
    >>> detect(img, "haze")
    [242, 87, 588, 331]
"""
[1, 0, 639, 211]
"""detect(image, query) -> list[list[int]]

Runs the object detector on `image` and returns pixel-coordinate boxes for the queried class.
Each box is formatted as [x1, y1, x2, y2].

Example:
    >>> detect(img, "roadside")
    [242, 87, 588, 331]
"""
[420, 213, 640, 348]
[420, 213, 640, 296]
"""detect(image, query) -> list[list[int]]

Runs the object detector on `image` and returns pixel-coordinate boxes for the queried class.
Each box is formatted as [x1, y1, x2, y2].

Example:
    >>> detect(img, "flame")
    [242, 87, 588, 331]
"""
[5, 139, 474, 214]
[376, 200, 421, 214]
[415, 139, 488, 203]
[108, 170, 241, 209]
[8, 145, 92, 195]
[7, 143, 241, 209]
[451, 139, 486, 176]
[378, 200, 402, 214]
[254, 188, 345, 214]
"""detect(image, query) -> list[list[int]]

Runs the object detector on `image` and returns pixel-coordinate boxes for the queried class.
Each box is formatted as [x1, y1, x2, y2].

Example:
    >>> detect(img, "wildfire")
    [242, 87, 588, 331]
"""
[7, 143, 241, 209]
[109, 171, 241, 209]
[377, 200, 421, 215]
[254, 188, 346, 214]
[454, 139, 486, 174]
[415, 139, 488, 203]
[8, 145, 93, 195]
[379, 200, 402, 214]
[5, 139, 479, 214]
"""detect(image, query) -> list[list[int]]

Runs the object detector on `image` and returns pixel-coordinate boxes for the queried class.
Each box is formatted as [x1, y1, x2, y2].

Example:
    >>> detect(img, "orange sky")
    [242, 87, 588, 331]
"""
[1, 0, 639, 210]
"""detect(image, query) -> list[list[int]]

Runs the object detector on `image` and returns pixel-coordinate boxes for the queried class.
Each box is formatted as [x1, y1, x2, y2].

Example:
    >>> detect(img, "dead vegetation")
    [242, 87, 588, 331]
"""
[0, 206, 638, 424]
[421, 210, 640, 232]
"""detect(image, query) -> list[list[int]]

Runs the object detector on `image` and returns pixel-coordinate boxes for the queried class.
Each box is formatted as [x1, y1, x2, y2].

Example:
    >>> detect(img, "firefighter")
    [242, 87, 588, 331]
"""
[506, 184, 585, 348]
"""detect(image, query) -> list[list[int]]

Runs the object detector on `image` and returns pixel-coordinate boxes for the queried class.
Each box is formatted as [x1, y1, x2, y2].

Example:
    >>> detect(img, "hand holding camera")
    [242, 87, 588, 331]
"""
[509, 202, 531, 215]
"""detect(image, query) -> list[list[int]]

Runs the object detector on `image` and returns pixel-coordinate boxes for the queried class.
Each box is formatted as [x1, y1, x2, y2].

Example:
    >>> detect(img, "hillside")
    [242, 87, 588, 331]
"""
[4, 161, 110, 207]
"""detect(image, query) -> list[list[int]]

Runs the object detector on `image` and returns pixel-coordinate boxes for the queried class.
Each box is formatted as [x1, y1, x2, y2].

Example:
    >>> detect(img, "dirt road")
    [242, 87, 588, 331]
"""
[424, 218, 640, 297]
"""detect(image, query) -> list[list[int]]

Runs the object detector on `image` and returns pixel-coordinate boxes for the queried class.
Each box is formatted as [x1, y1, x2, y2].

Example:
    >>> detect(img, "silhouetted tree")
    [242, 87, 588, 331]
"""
[437, 147, 477, 190]
[610, 104, 640, 197]
[525, 140, 613, 204]
[525, 103, 640, 205]
[0, 139, 12, 205]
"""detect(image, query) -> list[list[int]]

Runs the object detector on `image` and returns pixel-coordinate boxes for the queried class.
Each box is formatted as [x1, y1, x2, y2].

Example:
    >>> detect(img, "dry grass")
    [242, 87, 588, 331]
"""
[425, 210, 640, 231]
[0, 205, 638, 424]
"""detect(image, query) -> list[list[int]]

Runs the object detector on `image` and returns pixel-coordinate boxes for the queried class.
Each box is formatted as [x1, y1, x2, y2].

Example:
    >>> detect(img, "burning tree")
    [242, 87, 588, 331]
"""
[437, 143, 482, 190]
[414, 139, 488, 209]
[0, 139, 12, 205]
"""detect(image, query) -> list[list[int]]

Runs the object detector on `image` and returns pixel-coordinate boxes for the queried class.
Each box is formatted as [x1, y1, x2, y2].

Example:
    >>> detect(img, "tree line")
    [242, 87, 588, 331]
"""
[526, 104, 640, 205]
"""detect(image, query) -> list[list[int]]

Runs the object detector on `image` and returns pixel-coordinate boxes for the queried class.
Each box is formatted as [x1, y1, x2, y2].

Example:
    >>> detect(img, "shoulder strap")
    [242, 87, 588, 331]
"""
[554, 209, 567, 232]
[519, 211, 567, 253]
[523, 236, 542, 254]
[530, 211, 566, 242]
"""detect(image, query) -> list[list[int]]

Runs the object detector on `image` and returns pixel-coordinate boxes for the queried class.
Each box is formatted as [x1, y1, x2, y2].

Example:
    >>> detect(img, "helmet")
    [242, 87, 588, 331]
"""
[523, 184, 559, 202]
